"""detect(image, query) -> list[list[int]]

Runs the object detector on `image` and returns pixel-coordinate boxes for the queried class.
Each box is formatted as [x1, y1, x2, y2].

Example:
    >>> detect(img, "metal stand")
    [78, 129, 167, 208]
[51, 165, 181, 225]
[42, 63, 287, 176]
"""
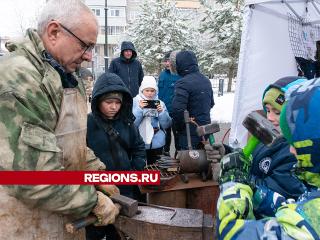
[180, 173, 189, 183]
[197, 171, 207, 182]
[218, 79, 224, 97]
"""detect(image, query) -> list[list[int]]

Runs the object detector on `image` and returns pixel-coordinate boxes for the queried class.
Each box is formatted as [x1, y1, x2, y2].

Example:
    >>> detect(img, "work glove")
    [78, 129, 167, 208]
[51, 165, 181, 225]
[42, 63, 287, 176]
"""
[92, 191, 120, 226]
[205, 142, 225, 162]
[205, 143, 225, 182]
[218, 148, 257, 193]
[95, 185, 120, 196]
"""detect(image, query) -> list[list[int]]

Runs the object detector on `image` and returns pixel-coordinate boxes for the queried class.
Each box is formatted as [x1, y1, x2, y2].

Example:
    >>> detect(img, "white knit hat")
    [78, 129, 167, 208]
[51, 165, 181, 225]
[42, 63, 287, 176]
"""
[140, 76, 158, 92]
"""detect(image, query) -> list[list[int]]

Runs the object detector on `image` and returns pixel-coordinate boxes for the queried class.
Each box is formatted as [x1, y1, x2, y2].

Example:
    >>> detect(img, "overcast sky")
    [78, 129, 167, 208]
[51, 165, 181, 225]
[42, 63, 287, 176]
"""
[0, 0, 45, 38]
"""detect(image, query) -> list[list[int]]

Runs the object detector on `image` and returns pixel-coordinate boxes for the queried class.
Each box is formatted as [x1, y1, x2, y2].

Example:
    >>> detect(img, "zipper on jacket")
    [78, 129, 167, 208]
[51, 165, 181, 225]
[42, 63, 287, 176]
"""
[128, 65, 130, 91]
[39, 83, 59, 116]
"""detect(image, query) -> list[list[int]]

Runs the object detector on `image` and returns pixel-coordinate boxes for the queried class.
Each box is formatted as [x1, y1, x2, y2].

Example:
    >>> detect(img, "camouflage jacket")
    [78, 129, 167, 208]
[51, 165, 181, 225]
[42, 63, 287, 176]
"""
[0, 29, 105, 217]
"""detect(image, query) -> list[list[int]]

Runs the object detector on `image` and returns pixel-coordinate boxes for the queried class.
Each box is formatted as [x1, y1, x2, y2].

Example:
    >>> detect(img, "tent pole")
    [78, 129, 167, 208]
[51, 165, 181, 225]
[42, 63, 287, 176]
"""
[311, 0, 320, 16]
[282, 0, 303, 22]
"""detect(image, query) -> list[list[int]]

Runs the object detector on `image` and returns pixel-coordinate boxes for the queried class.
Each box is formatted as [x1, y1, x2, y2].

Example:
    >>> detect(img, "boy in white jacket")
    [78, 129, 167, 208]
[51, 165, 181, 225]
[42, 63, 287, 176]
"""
[133, 76, 172, 164]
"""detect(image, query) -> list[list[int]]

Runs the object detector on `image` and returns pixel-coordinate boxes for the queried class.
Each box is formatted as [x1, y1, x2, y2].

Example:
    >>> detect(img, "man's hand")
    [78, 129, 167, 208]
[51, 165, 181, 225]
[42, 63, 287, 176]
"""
[218, 148, 256, 192]
[205, 143, 225, 181]
[157, 104, 162, 113]
[92, 192, 121, 226]
[140, 100, 148, 109]
[95, 185, 120, 196]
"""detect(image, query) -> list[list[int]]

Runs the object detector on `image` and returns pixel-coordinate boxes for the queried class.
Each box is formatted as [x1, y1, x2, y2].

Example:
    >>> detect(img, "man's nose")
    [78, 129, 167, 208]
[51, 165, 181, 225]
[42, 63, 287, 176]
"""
[82, 50, 93, 62]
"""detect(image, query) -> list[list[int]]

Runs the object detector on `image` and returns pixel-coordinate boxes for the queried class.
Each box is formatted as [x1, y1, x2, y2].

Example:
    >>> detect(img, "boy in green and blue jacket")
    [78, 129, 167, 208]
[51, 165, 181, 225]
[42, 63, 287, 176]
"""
[217, 78, 320, 240]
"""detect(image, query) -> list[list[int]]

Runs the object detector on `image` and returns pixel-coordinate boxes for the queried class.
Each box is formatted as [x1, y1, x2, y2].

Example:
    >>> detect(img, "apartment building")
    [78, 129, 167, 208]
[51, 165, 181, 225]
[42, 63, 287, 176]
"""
[85, 0, 126, 68]
[85, 0, 215, 68]
[127, 0, 216, 24]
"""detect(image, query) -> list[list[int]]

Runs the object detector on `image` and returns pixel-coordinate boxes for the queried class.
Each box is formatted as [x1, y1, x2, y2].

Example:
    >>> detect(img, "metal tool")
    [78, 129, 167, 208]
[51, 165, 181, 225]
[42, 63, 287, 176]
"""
[178, 111, 211, 183]
[156, 155, 180, 169]
[190, 118, 205, 141]
[242, 112, 284, 158]
[138, 202, 177, 220]
[113, 207, 217, 240]
[109, 193, 138, 217]
[143, 164, 178, 190]
[196, 122, 220, 145]
[176, 149, 209, 182]
[184, 110, 193, 151]
[66, 194, 138, 233]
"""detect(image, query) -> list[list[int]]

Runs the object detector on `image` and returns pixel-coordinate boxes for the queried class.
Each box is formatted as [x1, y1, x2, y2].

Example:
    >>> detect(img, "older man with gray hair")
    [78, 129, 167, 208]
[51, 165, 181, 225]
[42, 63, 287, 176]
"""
[0, 0, 120, 239]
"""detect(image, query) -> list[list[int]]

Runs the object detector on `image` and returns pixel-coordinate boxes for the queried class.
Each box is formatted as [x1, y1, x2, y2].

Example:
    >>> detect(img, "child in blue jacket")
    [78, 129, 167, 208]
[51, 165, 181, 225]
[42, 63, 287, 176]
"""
[216, 78, 320, 240]
[133, 76, 172, 165]
[247, 76, 308, 202]
[208, 76, 307, 204]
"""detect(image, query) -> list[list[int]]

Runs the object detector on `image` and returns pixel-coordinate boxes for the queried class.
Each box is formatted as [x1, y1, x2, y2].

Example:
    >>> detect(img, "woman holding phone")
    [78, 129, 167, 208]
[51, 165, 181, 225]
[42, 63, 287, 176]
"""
[133, 76, 172, 165]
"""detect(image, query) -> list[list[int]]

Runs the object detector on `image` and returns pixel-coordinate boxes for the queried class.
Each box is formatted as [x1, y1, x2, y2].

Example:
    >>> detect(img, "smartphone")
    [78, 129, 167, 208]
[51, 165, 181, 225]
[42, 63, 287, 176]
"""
[145, 100, 160, 109]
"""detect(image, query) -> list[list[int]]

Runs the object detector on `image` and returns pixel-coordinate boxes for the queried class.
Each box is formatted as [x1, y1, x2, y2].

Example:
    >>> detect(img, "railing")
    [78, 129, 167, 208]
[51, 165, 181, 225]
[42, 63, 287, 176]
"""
[210, 77, 236, 92]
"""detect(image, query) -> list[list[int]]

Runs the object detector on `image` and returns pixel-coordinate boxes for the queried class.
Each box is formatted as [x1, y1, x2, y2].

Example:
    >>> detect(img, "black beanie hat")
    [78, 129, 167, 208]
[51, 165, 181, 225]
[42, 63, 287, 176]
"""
[164, 51, 172, 61]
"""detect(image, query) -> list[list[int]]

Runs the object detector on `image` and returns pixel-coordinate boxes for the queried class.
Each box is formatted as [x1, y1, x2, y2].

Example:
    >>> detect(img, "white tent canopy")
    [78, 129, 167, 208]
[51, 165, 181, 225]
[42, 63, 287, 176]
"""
[246, 0, 320, 5]
[229, 0, 320, 148]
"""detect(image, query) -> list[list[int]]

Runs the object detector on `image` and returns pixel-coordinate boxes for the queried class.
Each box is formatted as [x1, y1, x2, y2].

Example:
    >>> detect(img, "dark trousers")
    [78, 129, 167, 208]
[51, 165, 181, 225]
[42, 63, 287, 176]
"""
[132, 148, 163, 205]
[86, 224, 120, 240]
[163, 114, 180, 153]
[132, 184, 146, 203]
[132, 148, 164, 204]
[146, 147, 163, 165]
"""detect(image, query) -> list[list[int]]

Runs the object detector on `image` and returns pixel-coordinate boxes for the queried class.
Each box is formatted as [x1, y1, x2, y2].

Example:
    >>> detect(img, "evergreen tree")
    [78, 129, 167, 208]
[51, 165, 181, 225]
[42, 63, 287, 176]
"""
[126, 0, 197, 76]
[198, 0, 244, 92]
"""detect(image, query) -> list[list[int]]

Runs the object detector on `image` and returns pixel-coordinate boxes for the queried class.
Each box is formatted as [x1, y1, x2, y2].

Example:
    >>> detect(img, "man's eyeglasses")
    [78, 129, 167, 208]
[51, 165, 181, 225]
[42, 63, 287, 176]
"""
[58, 22, 95, 54]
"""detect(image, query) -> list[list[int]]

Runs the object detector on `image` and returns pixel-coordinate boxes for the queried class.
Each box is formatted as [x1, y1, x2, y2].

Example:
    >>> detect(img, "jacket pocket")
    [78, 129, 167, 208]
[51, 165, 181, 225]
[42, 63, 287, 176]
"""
[21, 122, 61, 152]
[158, 79, 164, 88]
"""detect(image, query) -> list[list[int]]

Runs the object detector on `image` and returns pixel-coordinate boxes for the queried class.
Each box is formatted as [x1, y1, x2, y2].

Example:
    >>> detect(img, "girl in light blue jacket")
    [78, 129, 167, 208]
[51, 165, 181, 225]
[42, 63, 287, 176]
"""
[133, 76, 172, 165]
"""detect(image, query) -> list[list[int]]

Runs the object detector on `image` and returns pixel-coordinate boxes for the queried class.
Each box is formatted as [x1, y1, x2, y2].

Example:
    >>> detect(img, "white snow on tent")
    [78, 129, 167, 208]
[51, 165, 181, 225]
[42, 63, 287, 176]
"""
[230, 0, 320, 148]
[246, 0, 320, 5]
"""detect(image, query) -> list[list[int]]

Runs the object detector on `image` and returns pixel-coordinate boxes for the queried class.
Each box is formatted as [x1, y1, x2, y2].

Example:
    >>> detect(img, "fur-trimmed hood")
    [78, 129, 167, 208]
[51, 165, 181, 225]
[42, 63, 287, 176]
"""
[169, 50, 199, 77]
[169, 50, 179, 75]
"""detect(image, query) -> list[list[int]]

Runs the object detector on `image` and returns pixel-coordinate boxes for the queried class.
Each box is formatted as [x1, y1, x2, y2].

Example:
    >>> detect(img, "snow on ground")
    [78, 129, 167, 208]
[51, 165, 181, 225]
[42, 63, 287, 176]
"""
[210, 90, 234, 123]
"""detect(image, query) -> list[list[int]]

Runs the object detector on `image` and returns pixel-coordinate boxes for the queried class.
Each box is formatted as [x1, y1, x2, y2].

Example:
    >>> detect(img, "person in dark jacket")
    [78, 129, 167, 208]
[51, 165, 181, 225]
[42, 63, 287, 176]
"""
[170, 50, 214, 149]
[108, 41, 144, 97]
[87, 72, 146, 197]
[86, 73, 146, 240]
[158, 51, 180, 155]
[247, 76, 308, 203]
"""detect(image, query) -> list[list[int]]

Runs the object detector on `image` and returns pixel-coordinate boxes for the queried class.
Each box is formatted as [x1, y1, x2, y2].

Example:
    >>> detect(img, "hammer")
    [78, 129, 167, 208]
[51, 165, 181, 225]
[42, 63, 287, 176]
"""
[196, 123, 220, 145]
[242, 112, 283, 158]
[66, 194, 138, 233]
[184, 110, 193, 150]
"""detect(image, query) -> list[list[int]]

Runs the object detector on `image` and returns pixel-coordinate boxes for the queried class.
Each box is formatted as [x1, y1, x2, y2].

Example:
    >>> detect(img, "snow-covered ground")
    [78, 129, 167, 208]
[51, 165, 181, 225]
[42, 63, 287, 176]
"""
[210, 90, 234, 123]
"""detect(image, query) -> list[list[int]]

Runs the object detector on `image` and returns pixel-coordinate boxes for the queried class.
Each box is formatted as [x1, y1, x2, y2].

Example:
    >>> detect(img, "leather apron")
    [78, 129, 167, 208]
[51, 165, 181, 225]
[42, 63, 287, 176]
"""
[0, 88, 88, 239]
[54, 88, 88, 171]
